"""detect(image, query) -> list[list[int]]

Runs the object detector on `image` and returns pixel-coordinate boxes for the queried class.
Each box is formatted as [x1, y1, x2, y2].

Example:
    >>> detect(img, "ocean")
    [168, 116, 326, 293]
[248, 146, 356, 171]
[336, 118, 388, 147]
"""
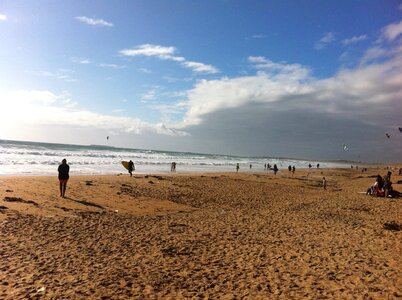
[0, 139, 350, 176]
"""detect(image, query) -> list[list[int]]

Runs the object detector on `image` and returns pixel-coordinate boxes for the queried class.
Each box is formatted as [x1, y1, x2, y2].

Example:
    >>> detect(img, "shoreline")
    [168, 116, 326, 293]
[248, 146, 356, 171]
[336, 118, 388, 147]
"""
[0, 163, 398, 177]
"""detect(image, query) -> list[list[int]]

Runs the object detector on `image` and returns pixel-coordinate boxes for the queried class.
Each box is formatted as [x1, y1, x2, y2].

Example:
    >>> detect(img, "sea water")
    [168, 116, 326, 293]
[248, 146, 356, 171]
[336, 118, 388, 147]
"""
[0, 139, 350, 176]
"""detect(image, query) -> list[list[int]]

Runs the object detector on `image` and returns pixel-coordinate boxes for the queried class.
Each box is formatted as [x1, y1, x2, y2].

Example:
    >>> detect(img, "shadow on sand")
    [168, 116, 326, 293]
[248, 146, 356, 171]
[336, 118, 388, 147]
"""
[64, 197, 105, 210]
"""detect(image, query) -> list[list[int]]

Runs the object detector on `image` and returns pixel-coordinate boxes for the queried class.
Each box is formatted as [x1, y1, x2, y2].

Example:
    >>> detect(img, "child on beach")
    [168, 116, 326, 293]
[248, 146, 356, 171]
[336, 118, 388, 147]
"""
[322, 177, 327, 190]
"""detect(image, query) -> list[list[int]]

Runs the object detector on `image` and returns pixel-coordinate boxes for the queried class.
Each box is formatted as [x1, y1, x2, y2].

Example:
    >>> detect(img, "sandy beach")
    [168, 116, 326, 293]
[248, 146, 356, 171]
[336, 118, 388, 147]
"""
[0, 168, 401, 299]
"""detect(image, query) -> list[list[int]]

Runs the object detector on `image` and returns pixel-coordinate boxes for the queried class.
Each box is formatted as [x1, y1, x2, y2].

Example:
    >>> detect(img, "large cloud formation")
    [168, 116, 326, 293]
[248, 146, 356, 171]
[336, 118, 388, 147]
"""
[174, 26, 402, 161]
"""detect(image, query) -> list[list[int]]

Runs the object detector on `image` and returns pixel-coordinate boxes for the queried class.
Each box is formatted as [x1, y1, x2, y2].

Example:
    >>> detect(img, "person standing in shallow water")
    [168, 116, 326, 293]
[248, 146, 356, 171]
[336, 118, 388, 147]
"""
[58, 159, 69, 198]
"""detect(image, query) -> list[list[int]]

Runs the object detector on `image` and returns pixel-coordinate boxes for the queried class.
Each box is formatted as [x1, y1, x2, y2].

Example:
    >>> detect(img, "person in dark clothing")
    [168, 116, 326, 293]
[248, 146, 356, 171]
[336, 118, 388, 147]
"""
[128, 160, 135, 177]
[273, 164, 278, 175]
[383, 171, 392, 197]
[58, 159, 69, 198]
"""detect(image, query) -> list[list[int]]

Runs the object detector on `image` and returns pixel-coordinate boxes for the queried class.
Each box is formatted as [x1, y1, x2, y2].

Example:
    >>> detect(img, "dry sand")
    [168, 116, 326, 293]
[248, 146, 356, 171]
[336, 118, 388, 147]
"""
[0, 168, 401, 299]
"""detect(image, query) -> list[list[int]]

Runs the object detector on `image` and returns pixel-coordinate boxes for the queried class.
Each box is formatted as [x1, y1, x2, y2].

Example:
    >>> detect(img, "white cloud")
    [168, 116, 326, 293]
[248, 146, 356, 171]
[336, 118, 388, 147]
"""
[0, 90, 187, 137]
[76, 16, 113, 27]
[382, 19, 402, 41]
[120, 44, 175, 57]
[139, 68, 152, 74]
[360, 47, 388, 65]
[314, 32, 336, 50]
[178, 46, 402, 130]
[250, 34, 267, 39]
[99, 63, 126, 69]
[25, 69, 76, 82]
[71, 57, 91, 64]
[0, 14, 6, 21]
[141, 90, 157, 101]
[182, 61, 219, 74]
[248, 56, 311, 81]
[119, 44, 219, 74]
[342, 34, 368, 45]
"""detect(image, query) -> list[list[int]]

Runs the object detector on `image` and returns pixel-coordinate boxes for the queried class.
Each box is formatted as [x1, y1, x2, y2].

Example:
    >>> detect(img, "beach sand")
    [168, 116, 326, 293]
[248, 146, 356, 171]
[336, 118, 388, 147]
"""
[0, 168, 401, 299]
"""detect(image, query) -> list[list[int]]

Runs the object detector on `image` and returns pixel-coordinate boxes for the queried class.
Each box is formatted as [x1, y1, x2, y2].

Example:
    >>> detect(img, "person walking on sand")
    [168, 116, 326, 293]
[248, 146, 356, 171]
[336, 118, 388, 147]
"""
[292, 166, 296, 175]
[236, 163, 240, 173]
[58, 159, 69, 198]
[273, 164, 278, 175]
[128, 160, 135, 177]
[323, 177, 327, 190]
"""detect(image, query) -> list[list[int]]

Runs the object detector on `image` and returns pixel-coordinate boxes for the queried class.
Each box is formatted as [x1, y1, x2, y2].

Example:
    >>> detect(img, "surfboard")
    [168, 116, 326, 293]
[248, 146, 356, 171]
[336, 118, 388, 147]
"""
[121, 161, 130, 171]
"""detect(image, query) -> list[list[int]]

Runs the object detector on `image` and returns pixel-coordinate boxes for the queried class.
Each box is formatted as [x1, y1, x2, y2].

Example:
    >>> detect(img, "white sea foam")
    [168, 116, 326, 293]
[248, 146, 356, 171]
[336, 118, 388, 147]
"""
[0, 139, 352, 175]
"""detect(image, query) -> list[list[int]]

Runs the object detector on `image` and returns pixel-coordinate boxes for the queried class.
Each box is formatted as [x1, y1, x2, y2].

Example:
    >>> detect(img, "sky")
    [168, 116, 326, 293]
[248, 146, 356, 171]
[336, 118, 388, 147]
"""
[0, 0, 402, 162]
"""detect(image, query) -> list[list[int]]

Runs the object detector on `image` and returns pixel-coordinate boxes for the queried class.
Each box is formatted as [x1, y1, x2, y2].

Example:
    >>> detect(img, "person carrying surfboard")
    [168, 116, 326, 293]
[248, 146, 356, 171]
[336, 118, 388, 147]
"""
[128, 160, 135, 177]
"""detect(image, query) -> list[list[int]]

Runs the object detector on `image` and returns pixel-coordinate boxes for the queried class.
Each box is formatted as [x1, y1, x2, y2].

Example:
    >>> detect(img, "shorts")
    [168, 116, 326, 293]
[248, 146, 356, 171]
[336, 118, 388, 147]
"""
[59, 179, 69, 184]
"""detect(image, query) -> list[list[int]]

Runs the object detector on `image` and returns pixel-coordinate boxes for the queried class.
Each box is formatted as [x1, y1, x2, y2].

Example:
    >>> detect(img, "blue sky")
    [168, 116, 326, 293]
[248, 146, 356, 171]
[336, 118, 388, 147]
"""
[1, 0, 402, 162]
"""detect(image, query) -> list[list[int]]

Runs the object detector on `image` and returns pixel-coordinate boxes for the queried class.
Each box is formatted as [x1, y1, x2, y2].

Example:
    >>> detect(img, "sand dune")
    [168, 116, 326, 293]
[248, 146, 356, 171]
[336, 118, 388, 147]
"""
[0, 168, 401, 299]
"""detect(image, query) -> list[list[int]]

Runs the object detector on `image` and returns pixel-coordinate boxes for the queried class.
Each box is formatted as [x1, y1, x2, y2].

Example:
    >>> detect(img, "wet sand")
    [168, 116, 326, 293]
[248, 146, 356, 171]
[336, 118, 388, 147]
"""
[0, 168, 401, 299]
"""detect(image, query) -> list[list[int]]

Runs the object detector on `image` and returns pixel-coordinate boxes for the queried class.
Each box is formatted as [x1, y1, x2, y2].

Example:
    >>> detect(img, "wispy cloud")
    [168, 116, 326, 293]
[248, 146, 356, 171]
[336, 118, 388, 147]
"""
[99, 63, 126, 69]
[182, 61, 219, 74]
[76, 16, 113, 27]
[342, 34, 368, 46]
[119, 44, 219, 74]
[314, 32, 336, 50]
[248, 56, 310, 81]
[138, 68, 152, 74]
[141, 89, 156, 102]
[250, 34, 267, 39]
[112, 108, 125, 113]
[120, 44, 175, 57]
[0, 13, 7, 21]
[71, 57, 91, 64]
[25, 69, 76, 82]
[382, 19, 402, 41]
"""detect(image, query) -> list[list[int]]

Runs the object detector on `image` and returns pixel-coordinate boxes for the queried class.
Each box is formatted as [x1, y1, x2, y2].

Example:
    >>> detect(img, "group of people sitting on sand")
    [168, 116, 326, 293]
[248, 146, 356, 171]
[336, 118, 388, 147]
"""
[367, 171, 400, 198]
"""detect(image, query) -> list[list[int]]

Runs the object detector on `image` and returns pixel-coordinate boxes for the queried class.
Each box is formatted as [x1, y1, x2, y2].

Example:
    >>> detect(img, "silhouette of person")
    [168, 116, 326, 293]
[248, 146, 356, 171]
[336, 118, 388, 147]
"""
[128, 160, 135, 177]
[58, 159, 70, 198]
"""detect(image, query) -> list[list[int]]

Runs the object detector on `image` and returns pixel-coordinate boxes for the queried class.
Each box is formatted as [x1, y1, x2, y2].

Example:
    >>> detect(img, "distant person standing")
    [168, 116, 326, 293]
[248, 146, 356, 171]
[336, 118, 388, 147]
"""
[273, 164, 278, 175]
[236, 163, 240, 173]
[323, 177, 327, 190]
[58, 159, 69, 198]
[292, 166, 296, 175]
[250, 164, 252, 170]
[383, 171, 392, 197]
[317, 163, 320, 169]
[288, 165, 292, 172]
[128, 160, 135, 177]
[264, 163, 267, 170]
